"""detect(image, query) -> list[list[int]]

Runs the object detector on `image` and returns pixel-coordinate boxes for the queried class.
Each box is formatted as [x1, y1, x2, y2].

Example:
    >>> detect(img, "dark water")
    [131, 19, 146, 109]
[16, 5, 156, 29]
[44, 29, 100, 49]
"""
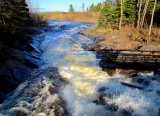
[0, 20, 159, 116]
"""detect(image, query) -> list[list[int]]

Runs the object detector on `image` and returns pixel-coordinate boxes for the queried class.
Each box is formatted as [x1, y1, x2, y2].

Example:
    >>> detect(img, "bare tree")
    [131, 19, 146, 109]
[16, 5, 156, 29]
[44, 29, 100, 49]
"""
[137, 0, 142, 28]
[119, 0, 123, 30]
[140, 0, 149, 29]
[149, 0, 157, 36]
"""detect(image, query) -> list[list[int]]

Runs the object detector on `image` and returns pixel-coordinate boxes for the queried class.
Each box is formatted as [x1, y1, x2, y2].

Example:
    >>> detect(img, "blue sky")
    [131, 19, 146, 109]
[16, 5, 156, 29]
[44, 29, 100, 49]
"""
[29, 0, 105, 12]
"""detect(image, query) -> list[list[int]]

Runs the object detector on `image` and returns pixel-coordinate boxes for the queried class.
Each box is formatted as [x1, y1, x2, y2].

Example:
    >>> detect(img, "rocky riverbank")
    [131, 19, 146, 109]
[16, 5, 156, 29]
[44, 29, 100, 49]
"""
[0, 27, 44, 103]
[80, 27, 160, 72]
[80, 27, 160, 51]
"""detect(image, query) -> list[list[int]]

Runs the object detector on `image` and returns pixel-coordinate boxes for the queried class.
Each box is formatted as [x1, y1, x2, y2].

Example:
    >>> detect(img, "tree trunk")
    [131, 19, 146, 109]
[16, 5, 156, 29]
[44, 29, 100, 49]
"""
[149, 0, 157, 36]
[158, 30, 160, 38]
[140, 0, 149, 29]
[119, 0, 123, 30]
[137, 0, 142, 28]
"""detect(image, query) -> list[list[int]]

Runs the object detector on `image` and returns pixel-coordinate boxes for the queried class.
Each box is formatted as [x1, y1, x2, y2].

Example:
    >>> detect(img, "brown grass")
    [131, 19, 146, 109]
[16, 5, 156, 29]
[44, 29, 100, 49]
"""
[39, 11, 160, 44]
[121, 26, 160, 43]
[40, 12, 100, 23]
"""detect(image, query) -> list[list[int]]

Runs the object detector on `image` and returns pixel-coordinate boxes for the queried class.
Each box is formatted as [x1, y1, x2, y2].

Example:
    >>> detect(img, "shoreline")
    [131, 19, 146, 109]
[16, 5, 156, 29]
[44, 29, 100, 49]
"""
[41, 12, 100, 23]
[80, 27, 160, 71]
[80, 27, 160, 51]
[0, 27, 45, 103]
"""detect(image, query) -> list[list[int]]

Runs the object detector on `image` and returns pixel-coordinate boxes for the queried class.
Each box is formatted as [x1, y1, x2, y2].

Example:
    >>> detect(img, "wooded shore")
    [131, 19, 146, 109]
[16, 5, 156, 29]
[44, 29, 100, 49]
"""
[0, 0, 47, 103]
[80, 28, 160, 70]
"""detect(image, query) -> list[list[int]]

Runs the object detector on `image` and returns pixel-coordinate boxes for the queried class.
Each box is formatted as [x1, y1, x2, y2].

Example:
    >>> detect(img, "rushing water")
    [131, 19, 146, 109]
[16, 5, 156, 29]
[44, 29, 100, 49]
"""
[0, 20, 160, 116]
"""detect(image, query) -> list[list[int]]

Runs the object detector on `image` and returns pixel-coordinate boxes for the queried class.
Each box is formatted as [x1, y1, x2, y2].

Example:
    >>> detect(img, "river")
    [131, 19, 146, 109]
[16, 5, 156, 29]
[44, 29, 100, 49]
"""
[0, 20, 160, 116]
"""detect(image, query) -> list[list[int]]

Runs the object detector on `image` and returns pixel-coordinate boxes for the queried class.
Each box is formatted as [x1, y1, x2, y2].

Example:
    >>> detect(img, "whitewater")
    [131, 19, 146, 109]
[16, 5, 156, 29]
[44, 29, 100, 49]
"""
[0, 20, 159, 116]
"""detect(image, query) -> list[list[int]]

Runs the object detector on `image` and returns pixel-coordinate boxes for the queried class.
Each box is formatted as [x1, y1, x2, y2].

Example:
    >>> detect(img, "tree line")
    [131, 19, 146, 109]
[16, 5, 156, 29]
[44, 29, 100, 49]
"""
[87, 3, 103, 12]
[0, 0, 30, 36]
[69, 2, 104, 12]
[98, 0, 160, 36]
[0, 0, 47, 45]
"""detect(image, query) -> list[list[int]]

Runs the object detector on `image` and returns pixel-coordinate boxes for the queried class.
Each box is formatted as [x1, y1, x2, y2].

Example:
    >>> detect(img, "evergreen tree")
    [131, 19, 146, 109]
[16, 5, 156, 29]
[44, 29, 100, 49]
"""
[146, 0, 157, 25]
[97, 0, 160, 30]
[94, 3, 102, 11]
[98, 2, 113, 28]
[123, 0, 138, 27]
[69, 4, 74, 12]
[89, 3, 95, 11]
[88, 3, 103, 12]
[111, 1, 121, 29]
[87, 7, 89, 12]
[141, 0, 160, 27]
[154, 0, 160, 26]
[82, 3, 85, 12]
[0, 0, 30, 36]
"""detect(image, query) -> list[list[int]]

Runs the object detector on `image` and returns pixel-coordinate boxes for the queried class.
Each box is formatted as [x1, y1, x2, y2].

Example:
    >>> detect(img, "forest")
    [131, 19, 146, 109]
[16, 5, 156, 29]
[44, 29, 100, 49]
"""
[0, 0, 30, 41]
[98, 0, 160, 36]
[68, 0, 160, 39]
[1, 0, 159, 42]
[0, 0, 46, 44]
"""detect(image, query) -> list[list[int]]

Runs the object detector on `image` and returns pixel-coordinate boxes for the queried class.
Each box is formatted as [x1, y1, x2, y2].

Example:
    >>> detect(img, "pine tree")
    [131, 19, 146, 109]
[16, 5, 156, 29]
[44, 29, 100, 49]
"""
[0, 0, 30, 35]
[123, 0, 138, 27]
[82, 3, 85, 12]
[88, 3, 103, 12]
[94, 3, 102, 11]
[89, 4, 95, 12]
[112, 1, 121, 29]
[154, 0, 160, 26]
[97, 0, 160, 30]
[98, 2, 113, 28]
[69, 4, 74, 12]
[87, 7, 89, 12]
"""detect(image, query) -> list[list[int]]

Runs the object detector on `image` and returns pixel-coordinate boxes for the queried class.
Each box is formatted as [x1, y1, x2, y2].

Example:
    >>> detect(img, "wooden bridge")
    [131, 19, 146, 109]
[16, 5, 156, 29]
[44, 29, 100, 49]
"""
[93, 49, 160, 69]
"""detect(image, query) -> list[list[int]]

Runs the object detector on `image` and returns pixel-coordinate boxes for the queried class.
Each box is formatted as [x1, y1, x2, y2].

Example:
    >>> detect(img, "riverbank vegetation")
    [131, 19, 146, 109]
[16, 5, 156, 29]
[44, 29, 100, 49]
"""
[40, 12, 100, 23]
[98, 0, 160, 43]
[0, 0, 47, 45]
[39, 2, 104, 22]
[39, 1, 160, 44]
[0, 0, 46, 102]
[0, 0, 30, 41]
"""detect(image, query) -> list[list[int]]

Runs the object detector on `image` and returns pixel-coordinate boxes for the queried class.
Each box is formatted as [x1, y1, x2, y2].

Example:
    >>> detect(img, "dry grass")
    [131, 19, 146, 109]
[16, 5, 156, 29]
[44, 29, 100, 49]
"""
[81, 26, 160, 51]
[40, 12, 100, 23]
[121, 26, 160, 44]
[39, 11, 160, 44]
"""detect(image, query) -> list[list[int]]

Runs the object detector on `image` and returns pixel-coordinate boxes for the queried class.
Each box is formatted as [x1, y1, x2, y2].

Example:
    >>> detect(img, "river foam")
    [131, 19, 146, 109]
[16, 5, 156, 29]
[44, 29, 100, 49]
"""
[0, 20, 159, 116]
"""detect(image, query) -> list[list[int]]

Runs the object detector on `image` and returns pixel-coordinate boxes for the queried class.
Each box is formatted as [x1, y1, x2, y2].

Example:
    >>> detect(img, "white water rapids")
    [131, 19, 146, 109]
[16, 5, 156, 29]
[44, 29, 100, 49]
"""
[0, 20, 160, 116]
